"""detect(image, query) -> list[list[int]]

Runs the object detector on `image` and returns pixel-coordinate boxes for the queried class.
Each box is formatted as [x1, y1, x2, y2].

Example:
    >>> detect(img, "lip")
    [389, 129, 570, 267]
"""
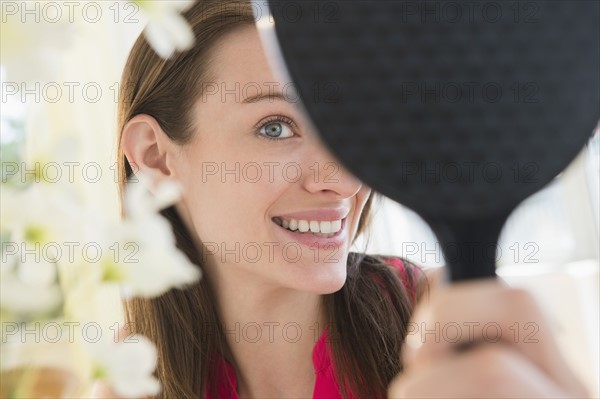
[271, 216, 348, 250]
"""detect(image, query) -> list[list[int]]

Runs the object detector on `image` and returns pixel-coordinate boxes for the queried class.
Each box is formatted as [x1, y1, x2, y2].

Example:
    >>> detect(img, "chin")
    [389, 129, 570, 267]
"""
[316, 277, 347, 294]
[293, 279, 346, 295]
[291, 261, 348, 295]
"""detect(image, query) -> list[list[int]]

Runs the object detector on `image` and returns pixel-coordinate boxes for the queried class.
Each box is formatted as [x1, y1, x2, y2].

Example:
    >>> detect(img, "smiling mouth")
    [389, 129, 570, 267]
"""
[272, 217, 346, 239]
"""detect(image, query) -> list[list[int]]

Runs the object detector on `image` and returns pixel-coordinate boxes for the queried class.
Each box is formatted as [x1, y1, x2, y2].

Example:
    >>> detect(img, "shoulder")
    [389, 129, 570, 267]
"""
[359, 253, 433, 305]
[363, 254, 422, 283]
[387, 259, 444, 304]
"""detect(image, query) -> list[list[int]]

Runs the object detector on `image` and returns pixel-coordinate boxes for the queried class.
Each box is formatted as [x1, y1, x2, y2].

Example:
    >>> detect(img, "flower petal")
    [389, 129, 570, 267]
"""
[143, 23, 176, 59]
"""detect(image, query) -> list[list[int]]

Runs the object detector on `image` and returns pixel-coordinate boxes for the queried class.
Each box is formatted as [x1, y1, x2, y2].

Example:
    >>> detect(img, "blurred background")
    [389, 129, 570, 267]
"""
[1, 1, 598, 396]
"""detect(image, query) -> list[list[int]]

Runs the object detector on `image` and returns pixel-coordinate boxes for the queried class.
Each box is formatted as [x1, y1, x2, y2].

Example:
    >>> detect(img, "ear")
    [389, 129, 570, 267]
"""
[121, 114, 178, 184]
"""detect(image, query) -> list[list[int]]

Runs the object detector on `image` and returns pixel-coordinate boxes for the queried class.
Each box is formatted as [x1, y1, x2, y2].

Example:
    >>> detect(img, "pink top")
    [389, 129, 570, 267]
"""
[207, 257, 416, 399]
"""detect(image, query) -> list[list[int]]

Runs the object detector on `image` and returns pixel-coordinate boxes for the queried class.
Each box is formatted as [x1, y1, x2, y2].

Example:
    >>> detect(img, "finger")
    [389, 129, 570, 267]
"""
[391, 344, 570, 398]
[402, 279, 588, 397]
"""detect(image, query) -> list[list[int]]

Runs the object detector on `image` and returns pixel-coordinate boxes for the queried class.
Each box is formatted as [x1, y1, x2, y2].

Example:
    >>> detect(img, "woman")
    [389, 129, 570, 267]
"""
[97, 1, 590, 398]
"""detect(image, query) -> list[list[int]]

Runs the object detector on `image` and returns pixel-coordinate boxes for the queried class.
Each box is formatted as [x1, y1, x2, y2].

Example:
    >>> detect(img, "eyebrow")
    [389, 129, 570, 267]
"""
[242, 92, 291, 104]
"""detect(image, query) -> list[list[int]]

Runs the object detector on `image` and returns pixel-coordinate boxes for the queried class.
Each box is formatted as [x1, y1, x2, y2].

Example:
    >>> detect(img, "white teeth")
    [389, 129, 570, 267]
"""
[331, 220, 341, 233]
[298, 220, 309, 233]
[310, 221, 320, 233]
[276, 217, 343, 235]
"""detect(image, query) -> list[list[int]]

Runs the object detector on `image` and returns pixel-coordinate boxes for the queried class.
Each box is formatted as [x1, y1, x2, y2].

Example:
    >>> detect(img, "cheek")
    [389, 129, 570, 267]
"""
[177, 160, 288, 243]
[348, 187, 373, 238]
[356, 187, 373, 213]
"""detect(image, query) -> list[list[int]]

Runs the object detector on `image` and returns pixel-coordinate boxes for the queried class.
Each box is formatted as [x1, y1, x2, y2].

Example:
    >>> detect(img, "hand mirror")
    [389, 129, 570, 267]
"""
[253, 1, 599, 281]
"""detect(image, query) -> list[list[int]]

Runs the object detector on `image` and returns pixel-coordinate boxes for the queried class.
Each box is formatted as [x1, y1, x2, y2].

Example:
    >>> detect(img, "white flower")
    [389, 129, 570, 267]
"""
[0, 267, 62, 317]
[0, 181, 82, 242]
[95, 174, 201, 297]
[98, 214, 201, 298]
[123, 172, 182, 218]
[0, 183, 80, 319]
[90, 334, 160, 399]
[134, 0, 196, 59]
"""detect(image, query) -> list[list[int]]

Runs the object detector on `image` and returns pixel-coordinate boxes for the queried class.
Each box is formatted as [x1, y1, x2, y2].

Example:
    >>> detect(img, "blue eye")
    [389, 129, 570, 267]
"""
[256, 116, 297, 140]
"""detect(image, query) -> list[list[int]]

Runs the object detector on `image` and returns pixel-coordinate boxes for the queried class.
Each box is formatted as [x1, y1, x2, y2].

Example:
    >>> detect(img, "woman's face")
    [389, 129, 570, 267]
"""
[172, 25, 371, 294]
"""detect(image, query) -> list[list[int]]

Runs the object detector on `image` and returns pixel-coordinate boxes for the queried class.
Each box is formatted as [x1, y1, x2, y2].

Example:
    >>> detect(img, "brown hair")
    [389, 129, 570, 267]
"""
[116, 1, 421, 397]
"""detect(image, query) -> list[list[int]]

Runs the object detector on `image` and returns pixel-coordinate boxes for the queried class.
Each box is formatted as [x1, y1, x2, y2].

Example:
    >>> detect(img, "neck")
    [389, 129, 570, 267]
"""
[205, 263, 328, 398]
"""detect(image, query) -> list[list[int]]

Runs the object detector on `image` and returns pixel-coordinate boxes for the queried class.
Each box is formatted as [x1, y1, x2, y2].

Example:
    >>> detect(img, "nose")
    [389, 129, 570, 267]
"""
[300, 135, 364, 199]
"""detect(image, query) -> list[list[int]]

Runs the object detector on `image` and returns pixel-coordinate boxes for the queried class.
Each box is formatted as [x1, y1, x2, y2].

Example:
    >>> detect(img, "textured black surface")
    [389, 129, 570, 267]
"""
[268, 0, 599, 279]
[270, 0, 599, 220]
